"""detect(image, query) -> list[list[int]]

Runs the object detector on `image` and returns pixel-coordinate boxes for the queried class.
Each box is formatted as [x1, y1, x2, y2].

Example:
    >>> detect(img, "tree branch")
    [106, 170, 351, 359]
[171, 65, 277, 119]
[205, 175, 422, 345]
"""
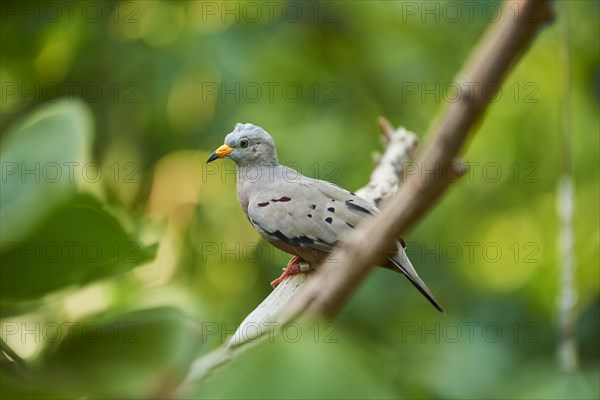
[177, 0, 553, 394]
[282, 0, 552, 319]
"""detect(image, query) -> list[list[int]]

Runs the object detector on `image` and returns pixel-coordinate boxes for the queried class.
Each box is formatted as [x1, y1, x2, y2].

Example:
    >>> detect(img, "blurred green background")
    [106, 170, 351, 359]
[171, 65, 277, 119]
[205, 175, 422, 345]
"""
[1, 0, 598, 398]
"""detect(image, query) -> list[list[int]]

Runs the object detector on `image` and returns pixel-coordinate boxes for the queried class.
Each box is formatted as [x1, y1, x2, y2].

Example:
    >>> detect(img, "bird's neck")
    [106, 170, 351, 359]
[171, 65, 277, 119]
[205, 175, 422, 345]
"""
[236, 164, 279, 214]
[236, 164, 281, 183]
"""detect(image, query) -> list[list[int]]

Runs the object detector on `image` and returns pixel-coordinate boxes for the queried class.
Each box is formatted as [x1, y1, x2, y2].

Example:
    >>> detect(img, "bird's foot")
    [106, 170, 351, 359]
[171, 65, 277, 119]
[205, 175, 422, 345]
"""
[270, 256, 312, 288]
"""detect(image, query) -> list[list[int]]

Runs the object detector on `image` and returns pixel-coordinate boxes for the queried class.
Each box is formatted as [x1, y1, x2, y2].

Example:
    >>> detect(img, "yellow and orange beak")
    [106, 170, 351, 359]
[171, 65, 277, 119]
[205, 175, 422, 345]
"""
[206, 144, 233, 163]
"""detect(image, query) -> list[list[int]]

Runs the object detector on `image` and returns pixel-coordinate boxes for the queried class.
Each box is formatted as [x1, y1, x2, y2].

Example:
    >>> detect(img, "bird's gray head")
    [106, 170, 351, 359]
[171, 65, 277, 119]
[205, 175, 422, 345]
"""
[206, 123, 279, 167]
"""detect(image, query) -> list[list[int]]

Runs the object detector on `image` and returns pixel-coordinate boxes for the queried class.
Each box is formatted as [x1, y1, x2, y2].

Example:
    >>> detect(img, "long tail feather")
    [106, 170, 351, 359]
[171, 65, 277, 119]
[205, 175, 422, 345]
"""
[389, 248, 445, 314]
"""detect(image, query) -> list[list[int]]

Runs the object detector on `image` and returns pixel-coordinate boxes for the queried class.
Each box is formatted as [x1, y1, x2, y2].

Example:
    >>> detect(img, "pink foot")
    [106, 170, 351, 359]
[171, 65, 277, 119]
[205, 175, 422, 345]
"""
[270, 255, 311, 288]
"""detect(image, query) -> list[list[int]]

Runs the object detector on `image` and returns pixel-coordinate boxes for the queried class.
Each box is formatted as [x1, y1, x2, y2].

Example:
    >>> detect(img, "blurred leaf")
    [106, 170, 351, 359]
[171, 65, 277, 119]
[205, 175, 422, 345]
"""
[0, 100, 93, 244]
[0, 194, 157, 302]
[30, 307, 202, 399]
[0, 299, 44, 319]
[502, 361, 600, 399]
[0, 371, 53, 400]
[0, 99, 156, 307]
[194, 334, 398, 399]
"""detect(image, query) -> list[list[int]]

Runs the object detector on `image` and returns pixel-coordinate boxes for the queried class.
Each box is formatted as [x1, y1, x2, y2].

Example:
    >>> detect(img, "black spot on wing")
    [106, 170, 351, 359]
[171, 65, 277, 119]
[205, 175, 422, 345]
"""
[345, 200, 373, 215]
[310, 204, 316, 209]
[267, 231, 333, 249]
[307, 214, 312, 218]
[272, 196, 291, 202]
[325, 217, 333, 224]
[346, 222, 355, 228]
[257, 201, 270, 207]
[327, 207, 335, 213]
[298, 236, 314, 245]
[316, 237, 337, 247]
[271, 230, 292, 244]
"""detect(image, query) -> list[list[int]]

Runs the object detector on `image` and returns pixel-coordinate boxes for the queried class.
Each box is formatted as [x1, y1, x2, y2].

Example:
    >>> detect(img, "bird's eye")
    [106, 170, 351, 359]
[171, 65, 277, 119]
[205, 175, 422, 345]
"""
[239, 139, 249, 148]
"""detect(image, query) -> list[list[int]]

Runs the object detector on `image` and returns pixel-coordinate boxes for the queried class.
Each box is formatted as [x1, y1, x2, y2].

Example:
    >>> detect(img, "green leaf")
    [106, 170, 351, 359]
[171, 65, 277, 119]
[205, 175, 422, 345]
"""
[37, 307, 202, 399]
[194, 333, 398, 399]
[1, 100, 94, 244]
[0, 100, 156, 305]
[0, 195, 156, 302]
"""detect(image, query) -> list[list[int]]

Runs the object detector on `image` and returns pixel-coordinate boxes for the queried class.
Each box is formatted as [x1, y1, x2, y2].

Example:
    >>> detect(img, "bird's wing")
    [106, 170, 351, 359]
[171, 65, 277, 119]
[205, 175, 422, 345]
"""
[245, 167, 445, 312]
[246, 174, 376, 259]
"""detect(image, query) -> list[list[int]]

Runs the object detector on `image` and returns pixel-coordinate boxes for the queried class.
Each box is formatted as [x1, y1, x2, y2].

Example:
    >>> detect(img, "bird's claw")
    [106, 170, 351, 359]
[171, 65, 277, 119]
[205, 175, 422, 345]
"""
[270, 256, 311, 288]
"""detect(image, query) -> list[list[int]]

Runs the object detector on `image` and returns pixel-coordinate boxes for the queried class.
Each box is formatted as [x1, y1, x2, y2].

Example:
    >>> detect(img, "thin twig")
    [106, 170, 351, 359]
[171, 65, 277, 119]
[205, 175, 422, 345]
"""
[556, 0, 577, 373]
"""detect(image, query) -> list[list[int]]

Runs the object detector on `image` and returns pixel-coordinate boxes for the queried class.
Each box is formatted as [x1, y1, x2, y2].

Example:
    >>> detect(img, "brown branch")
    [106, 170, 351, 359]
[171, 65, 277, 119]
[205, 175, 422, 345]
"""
[285, 0, 553, 319]
[177, 0, 553, 393]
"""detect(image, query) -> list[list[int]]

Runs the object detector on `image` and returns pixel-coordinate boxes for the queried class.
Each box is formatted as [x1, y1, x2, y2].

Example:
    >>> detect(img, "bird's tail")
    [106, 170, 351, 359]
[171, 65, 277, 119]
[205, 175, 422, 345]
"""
[388, 247, 445, 314]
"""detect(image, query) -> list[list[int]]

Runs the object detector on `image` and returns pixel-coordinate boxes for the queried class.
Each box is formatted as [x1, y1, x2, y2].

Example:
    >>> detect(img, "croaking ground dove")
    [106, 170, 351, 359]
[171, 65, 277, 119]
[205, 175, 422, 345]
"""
[207, 123, 444, 313]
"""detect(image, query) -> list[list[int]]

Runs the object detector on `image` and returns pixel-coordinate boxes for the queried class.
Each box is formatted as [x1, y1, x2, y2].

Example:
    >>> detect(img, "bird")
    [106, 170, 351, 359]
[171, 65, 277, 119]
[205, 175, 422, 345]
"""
[206, 123, 444, 313]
